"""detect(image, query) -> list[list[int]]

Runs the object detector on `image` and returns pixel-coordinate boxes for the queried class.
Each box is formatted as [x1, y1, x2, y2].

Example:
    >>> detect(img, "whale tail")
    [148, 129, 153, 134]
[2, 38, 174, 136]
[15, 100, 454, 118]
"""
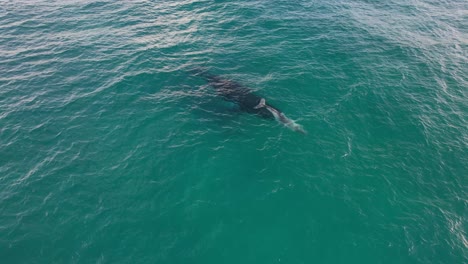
[288, 120, 307, 135]
[254, 98, 307, 134]
[276, 112, 307, 135]
[254, 98, 266, 109]
[257, 100, 307, 135]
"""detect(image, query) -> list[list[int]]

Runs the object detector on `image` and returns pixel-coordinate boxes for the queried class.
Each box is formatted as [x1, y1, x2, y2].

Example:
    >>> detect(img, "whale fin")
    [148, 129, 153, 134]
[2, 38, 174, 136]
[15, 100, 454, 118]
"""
[254, 98, 266, 109]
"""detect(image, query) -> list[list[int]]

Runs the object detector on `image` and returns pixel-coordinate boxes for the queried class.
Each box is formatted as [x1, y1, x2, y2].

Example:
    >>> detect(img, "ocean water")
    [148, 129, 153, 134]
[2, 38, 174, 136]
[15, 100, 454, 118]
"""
[0, 0, 467, 263]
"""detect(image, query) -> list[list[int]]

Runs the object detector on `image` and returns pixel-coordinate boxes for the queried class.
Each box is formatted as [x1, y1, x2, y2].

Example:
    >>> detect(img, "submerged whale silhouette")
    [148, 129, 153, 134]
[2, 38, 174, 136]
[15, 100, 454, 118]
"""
[192, 69, 306, 134]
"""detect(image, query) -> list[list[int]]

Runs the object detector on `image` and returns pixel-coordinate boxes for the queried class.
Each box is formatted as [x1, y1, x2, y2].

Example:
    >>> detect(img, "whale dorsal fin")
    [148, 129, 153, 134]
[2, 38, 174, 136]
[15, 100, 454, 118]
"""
[254, 98, 266, 109]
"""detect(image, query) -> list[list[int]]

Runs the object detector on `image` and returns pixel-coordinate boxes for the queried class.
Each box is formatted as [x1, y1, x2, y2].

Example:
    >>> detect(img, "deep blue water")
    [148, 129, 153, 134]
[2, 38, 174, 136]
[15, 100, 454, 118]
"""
[0, 1, 467, 263]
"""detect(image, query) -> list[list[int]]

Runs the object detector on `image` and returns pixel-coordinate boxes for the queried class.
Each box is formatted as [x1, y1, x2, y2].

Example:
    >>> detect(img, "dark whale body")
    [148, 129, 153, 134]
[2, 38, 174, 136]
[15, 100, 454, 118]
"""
[193, 70, 276, 119]
[192, 69, 306, 134]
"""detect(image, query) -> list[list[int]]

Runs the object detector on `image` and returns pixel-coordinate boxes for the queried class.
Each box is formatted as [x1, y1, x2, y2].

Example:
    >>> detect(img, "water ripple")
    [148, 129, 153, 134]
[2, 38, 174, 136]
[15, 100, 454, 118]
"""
[0, 0, 466, 263]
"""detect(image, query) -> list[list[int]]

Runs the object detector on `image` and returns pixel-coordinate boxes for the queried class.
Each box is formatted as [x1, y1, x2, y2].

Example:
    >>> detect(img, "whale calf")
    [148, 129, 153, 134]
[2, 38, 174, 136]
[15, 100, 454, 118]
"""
[192, 69, 306, 134]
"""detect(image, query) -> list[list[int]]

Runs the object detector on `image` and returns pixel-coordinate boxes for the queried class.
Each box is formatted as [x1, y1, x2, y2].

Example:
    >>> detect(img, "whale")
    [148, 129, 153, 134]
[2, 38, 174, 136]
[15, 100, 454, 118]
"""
[192, 69, 306, 134]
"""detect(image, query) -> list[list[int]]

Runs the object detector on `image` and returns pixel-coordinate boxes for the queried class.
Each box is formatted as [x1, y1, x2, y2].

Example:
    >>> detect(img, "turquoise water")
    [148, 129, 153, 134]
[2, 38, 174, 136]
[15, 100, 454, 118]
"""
[1, 0, 467, 263]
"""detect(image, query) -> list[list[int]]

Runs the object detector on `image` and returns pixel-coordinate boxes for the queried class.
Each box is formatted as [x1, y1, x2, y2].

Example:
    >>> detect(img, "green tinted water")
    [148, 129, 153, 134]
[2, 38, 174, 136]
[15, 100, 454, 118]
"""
[0, 1, 466, 263]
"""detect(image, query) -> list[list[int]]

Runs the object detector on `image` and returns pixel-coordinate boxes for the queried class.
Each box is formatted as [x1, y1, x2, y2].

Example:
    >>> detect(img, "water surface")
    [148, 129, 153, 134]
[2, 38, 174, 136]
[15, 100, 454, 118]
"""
[0, 1, 467, 263]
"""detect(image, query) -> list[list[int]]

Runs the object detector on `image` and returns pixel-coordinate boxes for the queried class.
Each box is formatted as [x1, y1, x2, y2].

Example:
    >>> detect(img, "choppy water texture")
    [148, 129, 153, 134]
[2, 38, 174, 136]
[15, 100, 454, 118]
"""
[1, 1, 467, 263]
